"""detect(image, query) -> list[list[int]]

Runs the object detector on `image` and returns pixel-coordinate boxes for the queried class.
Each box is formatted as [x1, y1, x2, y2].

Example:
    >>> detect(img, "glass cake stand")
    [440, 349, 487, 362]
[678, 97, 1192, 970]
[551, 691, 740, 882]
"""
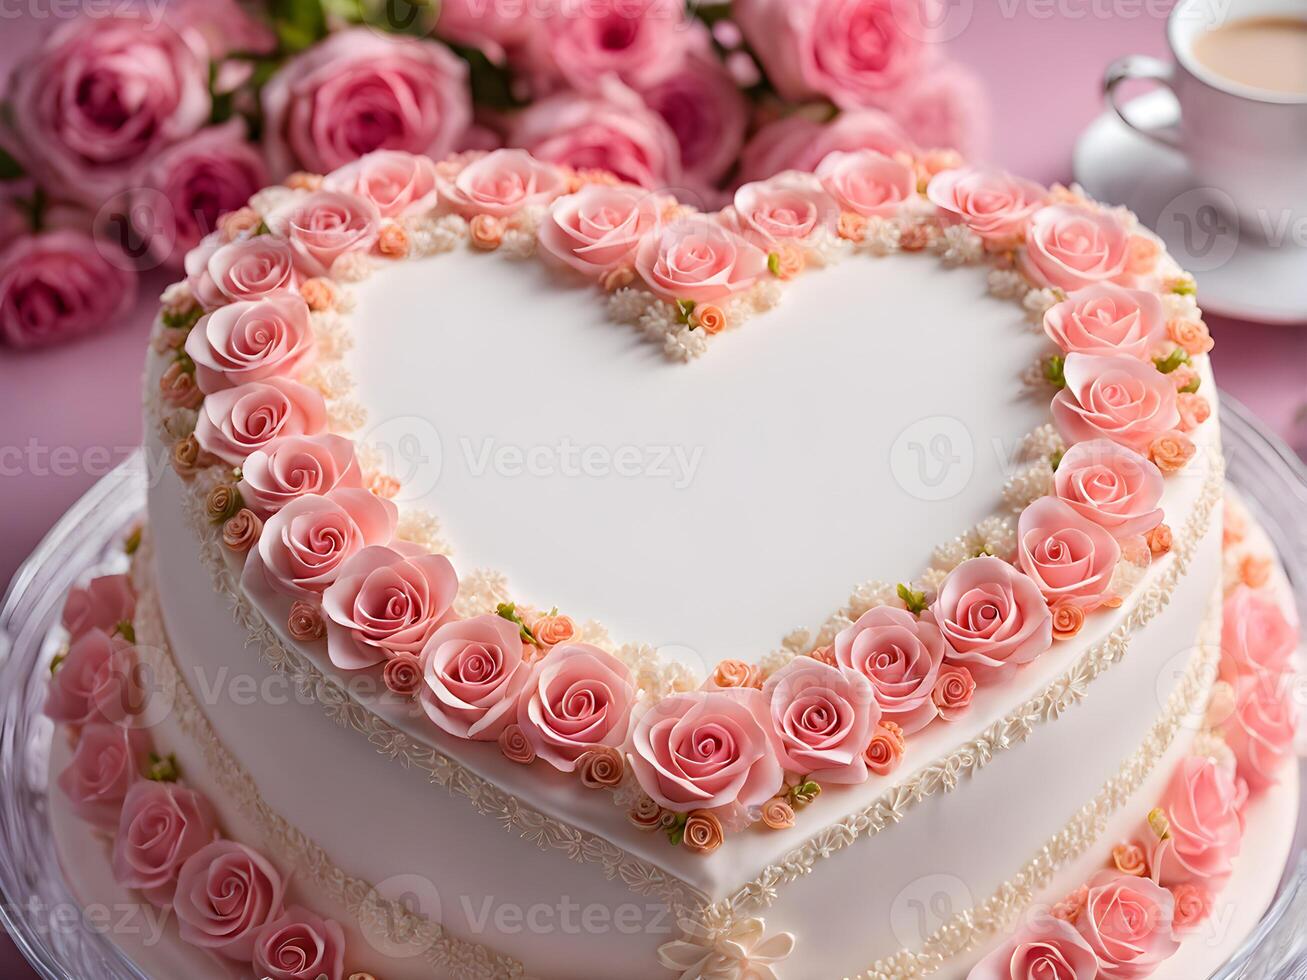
[1, 398, 1305, 980]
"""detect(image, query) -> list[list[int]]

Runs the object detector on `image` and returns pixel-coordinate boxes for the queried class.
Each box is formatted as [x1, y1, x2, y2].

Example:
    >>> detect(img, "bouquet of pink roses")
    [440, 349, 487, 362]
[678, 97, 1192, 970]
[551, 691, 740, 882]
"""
[0, 0, 986, 350]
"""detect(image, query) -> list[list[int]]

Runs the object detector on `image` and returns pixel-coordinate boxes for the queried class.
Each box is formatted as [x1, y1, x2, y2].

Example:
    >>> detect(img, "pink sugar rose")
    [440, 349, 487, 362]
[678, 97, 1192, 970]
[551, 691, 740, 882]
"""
[1170, 882, 1214, 932]
[185, 294, 316, 394]
[324, 150, 440, 219]
[266, 190, 382, 279]
[1153, 756, 1247, 887]
[1018, 496, 1122, 610]
[174, 840, 286, 961]
[436, 0, 531, 63]
[439, 148, 567, 219]
[635, 217, 769, 304]
[0, 231, 136, 351]
[244, 489, 398, 601]
[762, 657, 879, 784]
[186, 234, 300, 312]
[738, 109, 915, 184]
[112, 780, 219, 907]
[727, 173, 840, 247]
[527, 0, 689, 93]
[1224, 674, 1296, 795]
[322, 545, 459, 670]
[1019, 204, 1132, 292]
[261, 28, 471, 177]
[933, 556, 1053, 683]
[968, 917, 1098, 980]
[926, 167, 1046, 246]
[517, 643, 636, 772]
[627, 688, 784, 812]
[539, 183, 662, 277]
[62, 574, 135, 641]
[1054, 439, 1165, 540]
[834, 606, 947, 734]
[57, 723, 148, 829]
[420, 613, 534, 741]
[1044, 284, 1167, 361]
[888, 62, 990, 160]
[1076, 871, 1179, 979]
[817, 150, 916, 219]
[1220, 586, 1298, 683]
[43, 628, 122, 727]
[1052, 353, 1181, 454]
[237, 434, 363, 516]
[252, 906, 346, 980]
[194, 378, 327, 467]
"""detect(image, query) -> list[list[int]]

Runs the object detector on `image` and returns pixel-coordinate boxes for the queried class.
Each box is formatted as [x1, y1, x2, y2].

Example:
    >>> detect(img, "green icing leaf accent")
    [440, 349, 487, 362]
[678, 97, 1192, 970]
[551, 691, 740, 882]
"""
[897, 583, 928, 616]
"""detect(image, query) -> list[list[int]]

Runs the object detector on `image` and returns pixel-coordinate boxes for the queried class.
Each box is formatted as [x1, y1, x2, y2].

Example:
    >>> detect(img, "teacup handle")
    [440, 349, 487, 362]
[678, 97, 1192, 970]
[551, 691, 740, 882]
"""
[1104, 55, 1182, 150]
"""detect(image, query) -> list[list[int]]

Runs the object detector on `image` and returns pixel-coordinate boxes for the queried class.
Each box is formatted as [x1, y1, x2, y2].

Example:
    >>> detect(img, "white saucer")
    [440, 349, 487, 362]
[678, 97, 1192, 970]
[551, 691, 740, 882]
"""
[1074, 90, 1307, 326]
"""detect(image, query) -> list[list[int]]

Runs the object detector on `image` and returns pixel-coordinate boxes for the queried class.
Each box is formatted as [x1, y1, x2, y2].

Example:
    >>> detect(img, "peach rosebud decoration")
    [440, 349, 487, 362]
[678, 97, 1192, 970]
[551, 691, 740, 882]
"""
[807, 645, 837, 667]
[1043, 284, 1166, 361]
[599, 265, 635, 292]
[627, 795, 664, 831]
[517, 643, 635, 772]
[531, 613, 575, 647]
[1052, 885, 1089, 925]
[933, 556, 1053, 683]
[206, 484, 243, 524]
[469, 213, 505, 250]
[930, 664, 975, 721]
[382, 653, 424, 699]
[1074, 871, 1179, 977]
[1051, 601, 1086, 641]
[926, 166, 1046, 246]
[968, 918, 1098, 980]
[498, 724, 536, 764]
[1112, 842, 1148, 877]
[220, 207, 261, 241]
[864, 720, 905, 777]
[1152, 756, 1246, 887]
[577, 746, 625, 789]
[761, 797, 796, 830]
[1239, 555, 1271, 590]
[298, 277, 337, 312]
[62, 574, 135, 641]
[1017, 496, 1122, 611]
[1018, 204, 1131, 292]
[837, 211, 868, 242]
[1170, 882, 1214, 932]
[1177, 392, 1211, 432]
[1167, 317, 1213, 356]
[1148, 430, 1196, 474]
[692, 304, 726, 335]
[1146, 524, 1172, 558]
[682, 810, 724, 854]
[160, 361, 204, 410]
[421, 614, 533, 741]
[1125, 233, 1162, 276]
[1054, 439, 1165, 540]
[762, 658, 879, 784]
[377, 223, 409, 258]
[708, 658, 762, 690]
[222, 510, 263, 553]
[286, 601, 326, 642]
[1052, 354, 1181, 454]
[172, 434, 205, 480]
[835, 605, 947, 733]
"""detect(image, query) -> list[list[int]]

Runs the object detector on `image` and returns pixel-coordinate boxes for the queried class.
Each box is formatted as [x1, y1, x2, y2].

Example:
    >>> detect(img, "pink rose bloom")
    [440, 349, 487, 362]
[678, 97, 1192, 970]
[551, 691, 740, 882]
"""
[635, 217, 769, 303]
[926, 167, 1046, 246]
[969, 917, 1098, 980]
[0, 232, 136, 350]
[186, 235, 299, 311]
[1224, 674, 1296, 794]
[1075, 871, 1179, 979]
[727, 173, 840, 247]
[244, 489, 398, 601]
[517, 643, 636, 772]
[1153, 756, 1247, 887]
[735, 0, 938, 109]
[62, 574, 135, 640]
[266, 190, 382, 279]
[1052, 353, 1181, 454]
[439, 148, 567, 218]
[43, 628, 121, 727]
[6, 15, 209, 203]
[762, 658, 879, 784]
[57, 723, 148, 829]
[132, 121, 269, 268]
[834, 606, 947, 733]
[738, 109, 915, 183]
[194, 378, 327, 466]
[174, 840, 285, 961]
[627, 688, 783, 812]
[1018, 496, 1122, 610]
[420, 614, 533, 741]
[1220, 586, 1297, 683]
[527, 0, 689, 93]
[888, 62, 990, 159]
[237, 434, 362, 515]
[510, 82, 682, 190]
[933, 556, 1053, 683]
[324, 150, 440, 219]
[1019, 204, 1132, 292]
[1054, 439, 1165, 540]
[817, 150, 916, 218]
[112, 780, 219, 907]
[252, 906, 346, 980]
[322, 545, 459, 670]
[436, 0, 531, 63]
[538, 183, 662, 277]
[261, 28, 471, 177]
[185, 293, 316, 393]
[1044, 284, 1167, 361]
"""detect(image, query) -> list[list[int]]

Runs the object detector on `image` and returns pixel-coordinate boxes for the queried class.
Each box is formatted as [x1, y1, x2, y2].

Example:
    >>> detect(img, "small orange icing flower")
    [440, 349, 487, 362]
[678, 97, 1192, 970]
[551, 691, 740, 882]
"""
[368, 473, 401, 499]
[761, 797, 796, 830]
[599, 264, 635, 292]
[205, 483, 243, 524]
[628, 796, 665, 831]
[837, 211, 868, 243]
[171, 435, 203, 480]
[219, 207, 260, 241]
[771, 243, 804, 279]
[533, 613, 575, 647]
[692, 304, 726, 335]
[807, 645, 837, 667]
[1223, 502, 1247, 548]
[712, 658, 762, 689]
[578, 747, 624, 789]
[682, 811, 725, 854]
[899, 223, 931, 251]
[1149, 430, 1196, 474]
[1177, 392, 1211, 432]
[1167, 317, 1214, 355]
[1112, 841, 1149, 877]
[378, 223, 410, 258]
[498, 724, 535, 764]
[469, 214, 505, 251]
[864, 721, 905, 776]
[1051, 885, 1089, 924]
[382, 653, 423, 698]
[299, 277, 338, 312]
[287, 600, 326, 641]
[1050, 601, 1086, 640]
[159, 361, 202, 409]
[285, 171, 324, 191]
[222, 510, 262, 553]
[1125, 235, 1162, 276]
[1240, 555, 1272, 589]
[1146, 524, 1173, 558]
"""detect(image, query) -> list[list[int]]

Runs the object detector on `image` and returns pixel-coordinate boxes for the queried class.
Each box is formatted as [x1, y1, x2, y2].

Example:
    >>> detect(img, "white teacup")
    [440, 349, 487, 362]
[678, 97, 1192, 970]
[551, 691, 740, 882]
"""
[1105, 0, 1307, 239]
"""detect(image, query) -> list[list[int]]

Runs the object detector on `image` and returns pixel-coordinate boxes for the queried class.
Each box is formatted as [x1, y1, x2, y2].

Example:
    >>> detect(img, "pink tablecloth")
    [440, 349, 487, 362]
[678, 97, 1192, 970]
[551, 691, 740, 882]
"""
[1, 4, 1305, 976]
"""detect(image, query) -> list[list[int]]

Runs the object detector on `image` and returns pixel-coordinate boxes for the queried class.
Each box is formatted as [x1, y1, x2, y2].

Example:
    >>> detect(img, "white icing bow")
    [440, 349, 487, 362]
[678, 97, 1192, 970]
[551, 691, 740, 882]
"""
[658, 916, 795, 980]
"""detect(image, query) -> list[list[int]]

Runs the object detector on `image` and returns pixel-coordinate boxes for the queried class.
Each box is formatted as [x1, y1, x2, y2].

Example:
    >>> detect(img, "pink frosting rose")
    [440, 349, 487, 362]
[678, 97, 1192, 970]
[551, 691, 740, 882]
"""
[817, 150, 916, 218]
[186, 234, 300, 311]
[44, 628, 122, 727]
[261, 28, 471, 177]
[538, 183, 662, 277]
[1224, 674, 1296, 794]
[252, 906, 346, 980]
[439, 148, 567, 218]
[888, 62, 990, 160]
[727, 173, 840, 247]
[62, 574, 135, 641]
[1017, 496, 1122, 610]
[266, 190, 382, 279]
[968, 917, 1099, 980]
[933, 556, 1053, 683]
[0, 231, 136, 350]
[1044, 284, 1167, 361]
[527, 0, 688, 93]
[420, 614, 533, 741]
[185, 293, 316, 393]
[57, 723, 148, 828]
[738, 108, 915, 183]
[324, 150, 440, 219]
[926, 167, 1046, 246]
[174, 840, 286, 961]
[1019, 204, 1132, 291]
[517, 643, 636, 772]
[1075, 871, 1179, 979]
[834, 606, 947, 733]
[1052, 353, 1182, 454]
[1220, 586, 1298, 683]
[627, 688, 784, 812]
[112, 780, 220, 907]
[635, 217, 769, 303]
[237, 434, 363, 515]
[244, 489, 398, 601]
[194, 378, 327, 466]
[762, 657, 879, 783]
[1153, 756, 1247, 887]
[1054, 439, 1165, 540]
[322, 546, 459, 670]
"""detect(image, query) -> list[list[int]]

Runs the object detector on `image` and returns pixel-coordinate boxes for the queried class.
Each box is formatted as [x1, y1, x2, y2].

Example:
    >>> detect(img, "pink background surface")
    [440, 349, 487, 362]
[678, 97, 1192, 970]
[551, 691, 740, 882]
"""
[1, 3, 1305, 975]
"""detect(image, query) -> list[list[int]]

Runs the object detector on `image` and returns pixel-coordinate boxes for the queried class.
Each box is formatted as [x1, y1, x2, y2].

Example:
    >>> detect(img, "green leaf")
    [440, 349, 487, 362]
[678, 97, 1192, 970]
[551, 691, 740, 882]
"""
[1153, 348, 1191, 374]
[1179, 375, 1201, 395]
[495, 602, 538, 646]
[123, 526, 143, 555]
[897, 583, 928, 616]
[675, 298, 696, 324]
[664, 813, 688, 846]
[1049, 449, 1065, 472]
[112, 620, 136, 644]
[789, 779, 822, 808]
[0, 144, 23, 181]
[270, 0, 328, 53]
[146, 753, 181, 783]
[1171, 278, 1197, 296]
[162, 305, 203, 331]
[767, 252, 781, 277]
[49, 650, 67, 676]
[1043, 355, 1066, 390]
